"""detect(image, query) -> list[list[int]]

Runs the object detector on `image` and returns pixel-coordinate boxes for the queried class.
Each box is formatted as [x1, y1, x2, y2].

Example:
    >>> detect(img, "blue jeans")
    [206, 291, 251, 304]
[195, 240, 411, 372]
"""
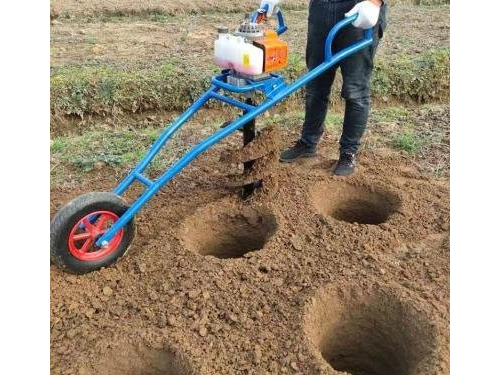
[301, 0, 387, 154]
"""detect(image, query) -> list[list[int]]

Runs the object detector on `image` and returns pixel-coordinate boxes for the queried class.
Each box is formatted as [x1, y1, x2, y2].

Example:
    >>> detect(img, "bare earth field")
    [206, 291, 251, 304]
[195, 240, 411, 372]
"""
[51, 0, 309, 18]
[50, 2, 450, 375]
[50, 6, 449, 69]
[50, 105, 450, 375]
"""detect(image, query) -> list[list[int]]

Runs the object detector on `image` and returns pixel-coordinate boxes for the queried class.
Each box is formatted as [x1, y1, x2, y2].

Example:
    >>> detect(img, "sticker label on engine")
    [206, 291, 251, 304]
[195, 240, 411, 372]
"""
[242, 53, 250, 68]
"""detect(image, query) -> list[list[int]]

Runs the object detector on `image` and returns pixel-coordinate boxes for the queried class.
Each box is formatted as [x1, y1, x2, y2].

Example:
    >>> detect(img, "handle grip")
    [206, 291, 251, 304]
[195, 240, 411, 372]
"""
[251, 4, 288, 36]
[324, 14, 373, 62]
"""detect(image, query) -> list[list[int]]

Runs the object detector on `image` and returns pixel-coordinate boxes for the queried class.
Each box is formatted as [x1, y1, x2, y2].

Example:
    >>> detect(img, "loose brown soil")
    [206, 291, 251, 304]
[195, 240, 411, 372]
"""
[50, 6, 449, 70]
[50, 125, 449, 374]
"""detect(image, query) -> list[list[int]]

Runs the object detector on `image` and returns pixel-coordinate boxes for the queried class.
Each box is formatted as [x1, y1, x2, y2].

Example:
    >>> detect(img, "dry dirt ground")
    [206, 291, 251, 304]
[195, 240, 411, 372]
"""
[51, 0, 309, 18]
[50, 110, 450, 374]
[50, 6, 449, 70]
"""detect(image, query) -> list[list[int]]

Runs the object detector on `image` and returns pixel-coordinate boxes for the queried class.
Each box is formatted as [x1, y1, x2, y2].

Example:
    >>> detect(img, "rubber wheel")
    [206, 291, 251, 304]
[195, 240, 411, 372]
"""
[50, 192, 135, 274]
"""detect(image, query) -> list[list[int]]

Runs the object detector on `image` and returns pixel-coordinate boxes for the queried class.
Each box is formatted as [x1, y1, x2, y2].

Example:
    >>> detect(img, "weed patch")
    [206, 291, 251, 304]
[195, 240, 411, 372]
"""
[392, 131, 421, 153]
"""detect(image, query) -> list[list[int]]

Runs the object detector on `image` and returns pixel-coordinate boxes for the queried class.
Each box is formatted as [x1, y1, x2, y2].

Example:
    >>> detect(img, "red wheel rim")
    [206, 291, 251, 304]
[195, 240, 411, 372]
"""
[68, 211, 124, 261]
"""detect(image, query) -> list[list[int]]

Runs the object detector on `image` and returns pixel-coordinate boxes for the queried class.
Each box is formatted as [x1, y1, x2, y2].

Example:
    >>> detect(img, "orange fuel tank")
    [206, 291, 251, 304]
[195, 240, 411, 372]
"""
[253, 30, 288, 73]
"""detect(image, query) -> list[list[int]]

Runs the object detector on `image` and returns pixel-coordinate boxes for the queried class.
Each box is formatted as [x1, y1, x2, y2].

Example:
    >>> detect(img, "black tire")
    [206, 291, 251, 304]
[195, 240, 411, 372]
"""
[50, 192, 135, 274]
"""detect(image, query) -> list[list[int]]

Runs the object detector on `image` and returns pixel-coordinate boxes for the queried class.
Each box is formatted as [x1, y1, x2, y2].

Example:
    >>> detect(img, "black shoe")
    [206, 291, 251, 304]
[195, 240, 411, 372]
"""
[279, 140, 317, 162]
[333, 152, 356, 176]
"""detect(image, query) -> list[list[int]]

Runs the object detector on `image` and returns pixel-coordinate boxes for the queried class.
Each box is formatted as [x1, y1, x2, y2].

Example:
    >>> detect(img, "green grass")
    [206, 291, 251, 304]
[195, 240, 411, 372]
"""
[369, 106, 410, 123]
[371, 48, 450, 103]
[50, 129, 146, 172]
[50, 49, 450, 124]
[392, 131, 421, 153]
[50, 127, 181, 173]
[325, 112, 343, 131]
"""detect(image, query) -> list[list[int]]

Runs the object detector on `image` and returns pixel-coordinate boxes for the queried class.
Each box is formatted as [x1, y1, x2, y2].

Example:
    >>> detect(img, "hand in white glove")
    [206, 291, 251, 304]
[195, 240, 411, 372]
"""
[259, 0, 281, 17]
[345, 0, 381, 29]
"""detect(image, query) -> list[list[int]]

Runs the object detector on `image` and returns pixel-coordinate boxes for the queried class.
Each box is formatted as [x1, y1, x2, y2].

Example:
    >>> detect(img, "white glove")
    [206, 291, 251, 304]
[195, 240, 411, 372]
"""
[345, 0, 381, 29]
[259, 0, 281, 17]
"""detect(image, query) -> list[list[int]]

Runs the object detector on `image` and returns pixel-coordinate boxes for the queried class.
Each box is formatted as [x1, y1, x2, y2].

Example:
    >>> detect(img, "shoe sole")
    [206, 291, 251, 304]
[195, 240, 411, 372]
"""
[279, 153, 317, 163]
[333, 170, 355, 176]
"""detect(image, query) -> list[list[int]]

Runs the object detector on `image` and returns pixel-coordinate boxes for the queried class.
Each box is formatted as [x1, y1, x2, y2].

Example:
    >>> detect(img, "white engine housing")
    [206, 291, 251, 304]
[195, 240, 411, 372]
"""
[214, 34, 264, 75]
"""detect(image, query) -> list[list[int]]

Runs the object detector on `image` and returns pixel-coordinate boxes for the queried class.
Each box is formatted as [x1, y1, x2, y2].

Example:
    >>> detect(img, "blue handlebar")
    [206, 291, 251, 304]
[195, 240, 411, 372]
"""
[251, 4, 288, 35]
[324, 14, 372, 61]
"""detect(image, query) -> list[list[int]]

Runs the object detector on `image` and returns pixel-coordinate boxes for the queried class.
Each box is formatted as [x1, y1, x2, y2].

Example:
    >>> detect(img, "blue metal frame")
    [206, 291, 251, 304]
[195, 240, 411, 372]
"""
[96, 13, 372, 247]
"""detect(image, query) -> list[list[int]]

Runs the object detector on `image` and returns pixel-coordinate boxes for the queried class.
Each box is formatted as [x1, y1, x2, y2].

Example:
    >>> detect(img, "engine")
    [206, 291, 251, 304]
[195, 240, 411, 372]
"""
[214, 15, 288, 80]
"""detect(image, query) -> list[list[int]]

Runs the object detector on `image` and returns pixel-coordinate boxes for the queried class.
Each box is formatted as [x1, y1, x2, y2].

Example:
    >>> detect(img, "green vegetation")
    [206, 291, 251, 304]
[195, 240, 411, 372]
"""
[49, 126, 190, 173]
[371, 49, 449, 103]
[392, 131, 421, 153]
[325, 112, 343, 131]
[50, 60, 216, 118]
[51, 49, 450, 122]
[369, 106, 410, 123]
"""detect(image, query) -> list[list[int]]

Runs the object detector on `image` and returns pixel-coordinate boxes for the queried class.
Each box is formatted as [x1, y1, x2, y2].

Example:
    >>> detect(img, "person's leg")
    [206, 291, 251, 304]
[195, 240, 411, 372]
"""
[300, 1, 338, 147]
[332, 2, 387, 175]
[280, 0, 339, 162]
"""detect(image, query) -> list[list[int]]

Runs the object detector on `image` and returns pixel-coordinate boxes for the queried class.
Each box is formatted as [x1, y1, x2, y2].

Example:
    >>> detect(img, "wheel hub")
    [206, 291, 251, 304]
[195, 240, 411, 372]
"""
[67, 211, 123, 261]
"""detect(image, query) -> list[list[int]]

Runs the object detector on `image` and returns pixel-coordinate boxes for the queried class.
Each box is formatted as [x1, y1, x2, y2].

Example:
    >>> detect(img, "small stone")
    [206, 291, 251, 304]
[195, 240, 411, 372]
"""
[158, 315, 167, 328]
[290, 236, 303, 251]
[228, 313, 238, 323]
[102, 286, 113, 296]
[188, 290, 200, 299]
[167, 315, 177, 326]
[379, 268, 386, 275]
[274, 278, 284, 287]
[199, 326, 208, 337]
[290, 362, 299, 371]
[202, 291, 210, 300]
[66, 328, 77, 339]
[137, 262, 147, 273]
[85, 308, 95, 319]
[149, 290, 158, 301]
[253, 346, 262, 364]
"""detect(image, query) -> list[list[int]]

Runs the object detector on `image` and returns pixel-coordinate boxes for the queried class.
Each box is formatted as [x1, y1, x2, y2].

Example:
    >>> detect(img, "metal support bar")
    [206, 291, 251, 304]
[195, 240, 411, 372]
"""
[113, 88, 217, 195]
[209, 92, 256, 112]
[134, 173, 153, 187]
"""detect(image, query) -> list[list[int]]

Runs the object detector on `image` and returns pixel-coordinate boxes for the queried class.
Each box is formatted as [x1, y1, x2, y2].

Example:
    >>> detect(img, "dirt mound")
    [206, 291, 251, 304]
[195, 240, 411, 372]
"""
[220, 126, 281, 191]
[304, 284, 440, 375]
[220, 126, 281, 165]
[181, 198, 277, 259]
